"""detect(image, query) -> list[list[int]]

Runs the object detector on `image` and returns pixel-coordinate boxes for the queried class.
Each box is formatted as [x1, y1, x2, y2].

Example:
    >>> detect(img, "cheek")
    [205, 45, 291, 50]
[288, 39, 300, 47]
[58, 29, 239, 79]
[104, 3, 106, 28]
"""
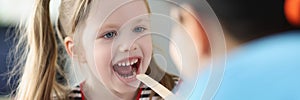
[93, 43, 113, 78]
[138, 35, 152, 72]
[140, 35, 152, 55]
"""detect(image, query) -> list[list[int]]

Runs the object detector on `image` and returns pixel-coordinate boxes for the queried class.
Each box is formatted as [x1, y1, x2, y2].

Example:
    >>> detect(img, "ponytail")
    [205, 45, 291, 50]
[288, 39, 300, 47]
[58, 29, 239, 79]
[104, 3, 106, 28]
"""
[15, 0, 66, 99]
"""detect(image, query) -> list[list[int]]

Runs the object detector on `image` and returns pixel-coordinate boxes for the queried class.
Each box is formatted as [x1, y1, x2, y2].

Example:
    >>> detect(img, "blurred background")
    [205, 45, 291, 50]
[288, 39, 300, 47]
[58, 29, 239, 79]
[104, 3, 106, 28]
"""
[0, 0, 179, 99]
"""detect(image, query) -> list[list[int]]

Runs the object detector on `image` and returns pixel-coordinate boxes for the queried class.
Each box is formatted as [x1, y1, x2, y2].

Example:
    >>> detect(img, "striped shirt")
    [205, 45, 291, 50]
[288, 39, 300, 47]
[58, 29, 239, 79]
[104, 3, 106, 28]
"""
[69, 77, 179, 100]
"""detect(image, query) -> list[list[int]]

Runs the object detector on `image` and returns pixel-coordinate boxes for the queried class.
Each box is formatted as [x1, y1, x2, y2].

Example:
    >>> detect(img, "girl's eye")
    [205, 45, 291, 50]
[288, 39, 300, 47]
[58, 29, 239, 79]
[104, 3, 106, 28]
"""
[103, 31, 117, 39]
[133, 26, 147, 33]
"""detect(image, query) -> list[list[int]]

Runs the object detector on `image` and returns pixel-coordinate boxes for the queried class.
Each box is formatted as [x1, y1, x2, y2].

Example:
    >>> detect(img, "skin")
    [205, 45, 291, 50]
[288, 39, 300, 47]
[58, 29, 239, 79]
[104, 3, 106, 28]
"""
[169, 5, 239, 77]
[169, 5, 209, 79]
[65, 0, 152, 100]
[169, 5, 239, 99]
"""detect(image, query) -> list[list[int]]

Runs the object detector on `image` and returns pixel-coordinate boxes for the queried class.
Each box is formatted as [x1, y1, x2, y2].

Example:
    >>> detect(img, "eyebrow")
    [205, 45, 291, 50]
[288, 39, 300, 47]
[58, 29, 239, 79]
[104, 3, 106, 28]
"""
[132, 18, 149, 24]
[133, 18, 150, 24]
[100, 18, 150, 31]
[102, 24, 119, 29]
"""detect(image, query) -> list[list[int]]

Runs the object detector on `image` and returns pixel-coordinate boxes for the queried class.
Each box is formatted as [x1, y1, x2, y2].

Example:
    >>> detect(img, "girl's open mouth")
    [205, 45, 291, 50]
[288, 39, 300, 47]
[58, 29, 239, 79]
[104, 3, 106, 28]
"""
[112, 57, 141, 81]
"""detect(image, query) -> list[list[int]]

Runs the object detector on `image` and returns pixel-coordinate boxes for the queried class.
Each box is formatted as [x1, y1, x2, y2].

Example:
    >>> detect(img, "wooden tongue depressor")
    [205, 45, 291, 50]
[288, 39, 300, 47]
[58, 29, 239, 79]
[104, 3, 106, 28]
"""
[136, 74, 175, 99]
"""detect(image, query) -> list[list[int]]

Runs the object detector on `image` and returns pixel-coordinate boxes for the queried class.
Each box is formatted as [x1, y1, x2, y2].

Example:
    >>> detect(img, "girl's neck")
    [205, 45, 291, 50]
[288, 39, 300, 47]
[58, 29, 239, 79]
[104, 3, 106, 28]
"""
[83, 78, 117, 100]
[111, 88, 140, 100]
[83, 77, 138, 100]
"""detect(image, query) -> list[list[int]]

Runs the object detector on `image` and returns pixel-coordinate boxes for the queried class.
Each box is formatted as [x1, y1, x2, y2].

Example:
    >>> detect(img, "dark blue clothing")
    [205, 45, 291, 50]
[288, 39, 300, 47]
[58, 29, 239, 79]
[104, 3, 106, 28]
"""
[190, 31, 300, 100]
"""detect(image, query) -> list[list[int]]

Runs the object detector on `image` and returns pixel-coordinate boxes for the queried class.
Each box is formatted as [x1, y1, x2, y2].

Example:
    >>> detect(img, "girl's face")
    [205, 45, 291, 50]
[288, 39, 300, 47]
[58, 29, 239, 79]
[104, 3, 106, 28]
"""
[80, 0, 152, 94]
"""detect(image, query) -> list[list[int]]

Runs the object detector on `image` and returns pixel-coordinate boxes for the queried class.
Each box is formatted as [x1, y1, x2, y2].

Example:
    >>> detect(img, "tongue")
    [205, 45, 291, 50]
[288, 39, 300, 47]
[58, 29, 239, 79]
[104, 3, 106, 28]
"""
[114, 65, 133, 75]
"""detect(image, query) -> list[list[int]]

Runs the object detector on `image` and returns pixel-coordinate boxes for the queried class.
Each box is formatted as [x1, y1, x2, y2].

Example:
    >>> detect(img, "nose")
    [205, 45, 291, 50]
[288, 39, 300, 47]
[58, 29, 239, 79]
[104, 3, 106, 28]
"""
[118, 42, 138, 52]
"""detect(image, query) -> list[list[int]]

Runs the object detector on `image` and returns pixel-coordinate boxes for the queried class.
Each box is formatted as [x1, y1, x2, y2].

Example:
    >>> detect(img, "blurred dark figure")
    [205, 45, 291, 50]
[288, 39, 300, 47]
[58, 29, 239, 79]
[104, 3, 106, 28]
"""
[208, 0, 298, 42]
[170, 0, 300, 99]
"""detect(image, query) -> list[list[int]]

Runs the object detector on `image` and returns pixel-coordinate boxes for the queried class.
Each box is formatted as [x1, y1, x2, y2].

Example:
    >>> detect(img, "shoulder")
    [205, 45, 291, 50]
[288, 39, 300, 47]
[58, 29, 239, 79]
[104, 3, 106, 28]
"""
[139, 85, 161, 100]
[138, 75, 180, 100]
[68, 85, 82, 100]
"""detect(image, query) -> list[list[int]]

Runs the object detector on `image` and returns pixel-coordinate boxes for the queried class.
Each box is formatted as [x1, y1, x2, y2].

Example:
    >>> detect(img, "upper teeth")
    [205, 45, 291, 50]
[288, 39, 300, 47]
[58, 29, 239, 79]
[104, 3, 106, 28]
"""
[117, 59, 138, 66]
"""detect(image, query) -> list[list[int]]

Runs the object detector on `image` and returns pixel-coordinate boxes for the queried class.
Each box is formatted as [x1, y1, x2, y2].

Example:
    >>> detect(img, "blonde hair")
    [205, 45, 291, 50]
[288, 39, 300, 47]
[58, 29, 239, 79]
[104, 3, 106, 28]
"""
[12, 0, 175, 100]
[13, 0, 90, 99]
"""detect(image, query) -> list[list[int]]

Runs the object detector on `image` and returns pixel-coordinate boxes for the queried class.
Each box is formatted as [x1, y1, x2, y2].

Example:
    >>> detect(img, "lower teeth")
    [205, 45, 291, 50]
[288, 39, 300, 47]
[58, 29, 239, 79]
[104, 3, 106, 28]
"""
[119, 68, 137, 79]
[122, 71, 136, 79]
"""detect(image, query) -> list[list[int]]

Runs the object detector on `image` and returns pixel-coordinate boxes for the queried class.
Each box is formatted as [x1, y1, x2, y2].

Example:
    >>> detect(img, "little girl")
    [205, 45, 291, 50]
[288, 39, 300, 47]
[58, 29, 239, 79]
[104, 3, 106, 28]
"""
[12, 0, 178, 100]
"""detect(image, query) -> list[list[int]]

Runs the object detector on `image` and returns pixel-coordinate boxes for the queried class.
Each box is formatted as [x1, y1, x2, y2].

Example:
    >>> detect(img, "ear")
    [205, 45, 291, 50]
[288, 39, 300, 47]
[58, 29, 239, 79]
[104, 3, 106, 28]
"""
[171, 5, 210, 57]
[64, 36, 87, 63]
[64, 36, 74, 57]
[284, 0, 300, 27]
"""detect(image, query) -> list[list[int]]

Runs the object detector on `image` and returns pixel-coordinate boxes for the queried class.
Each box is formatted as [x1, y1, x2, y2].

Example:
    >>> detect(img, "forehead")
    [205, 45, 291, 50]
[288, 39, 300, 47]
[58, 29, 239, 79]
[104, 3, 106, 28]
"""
[87, 0, 149, 27]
